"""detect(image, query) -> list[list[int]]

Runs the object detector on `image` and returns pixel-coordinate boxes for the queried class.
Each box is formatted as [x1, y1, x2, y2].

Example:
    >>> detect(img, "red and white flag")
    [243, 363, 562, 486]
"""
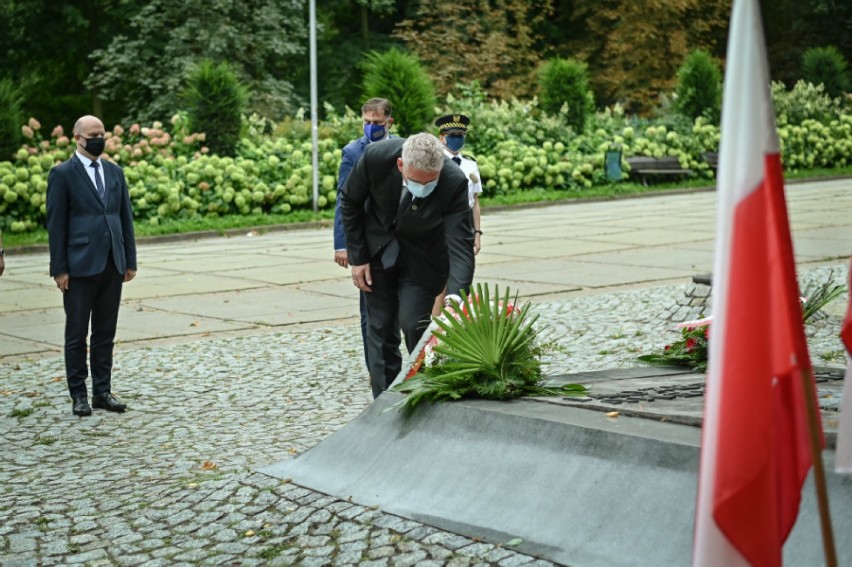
[835, 259, 852, 473]
[692, 0, 820, 565]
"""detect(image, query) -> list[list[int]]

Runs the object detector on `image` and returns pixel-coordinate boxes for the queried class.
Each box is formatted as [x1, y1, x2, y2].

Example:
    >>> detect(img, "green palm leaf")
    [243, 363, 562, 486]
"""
[391, 283, 587, 412]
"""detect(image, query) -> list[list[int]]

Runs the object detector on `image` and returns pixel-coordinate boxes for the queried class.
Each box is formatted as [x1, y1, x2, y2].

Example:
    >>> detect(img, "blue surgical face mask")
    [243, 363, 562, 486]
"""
[364, 123, 386, 142]
[445, 134, 465, 152]
[406, 178, 439, 199]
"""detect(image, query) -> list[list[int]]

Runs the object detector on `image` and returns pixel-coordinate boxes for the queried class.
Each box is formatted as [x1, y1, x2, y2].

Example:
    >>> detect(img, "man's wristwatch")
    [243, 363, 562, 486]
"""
[474, 230, 483, 235]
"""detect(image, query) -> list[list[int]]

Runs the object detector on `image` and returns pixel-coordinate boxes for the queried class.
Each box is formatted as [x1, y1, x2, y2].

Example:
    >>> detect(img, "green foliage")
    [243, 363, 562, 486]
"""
[801, 272, 847, 322]
[183, 61, 248, 157]
[0, 78, 24, 160]
[638, 272, 847, 371]
[3, 92, 851, 234]
[360, 48, 436, 136]
[390, 284, 587, 412]
[801, 46, 850, 100]
[393, 0, 552, 101]
[86, 0, 306, 123]
[674, 49, 722, 122]
[772, 80, 844, 126]
[637, 325, 709, 372]
[537, 57, 594, 133]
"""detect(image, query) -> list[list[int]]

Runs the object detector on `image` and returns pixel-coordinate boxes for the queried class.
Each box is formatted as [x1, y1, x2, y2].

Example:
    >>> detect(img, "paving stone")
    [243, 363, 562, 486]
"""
[391, 549, 429, 566]
[422, 532, 475, 551]
[334, 549, 364, 565]
[1, 264, 845, 567]
[497, 552, 535, 566]
[64, 547, 109, 563]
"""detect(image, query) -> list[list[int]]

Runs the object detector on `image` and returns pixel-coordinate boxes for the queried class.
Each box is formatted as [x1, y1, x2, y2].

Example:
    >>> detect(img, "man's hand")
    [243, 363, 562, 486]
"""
[351, 263, 372, 292]
[0, 256, 4, 276]
[124, 269, 136, 282]
[54, 273, 69, 293]
[474, 233, 481, 255]
[334, 250, 349, 268]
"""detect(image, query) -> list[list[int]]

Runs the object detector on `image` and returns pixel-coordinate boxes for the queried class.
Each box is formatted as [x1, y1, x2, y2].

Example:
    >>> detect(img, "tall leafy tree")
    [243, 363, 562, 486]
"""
[393, 0, 553, 101]
[761, 0, 852, 85]
[86, 0, 307, 123]
[552, 0, 731, 114]
[293, 0, 400, 114]
[0, 0, 138, 129]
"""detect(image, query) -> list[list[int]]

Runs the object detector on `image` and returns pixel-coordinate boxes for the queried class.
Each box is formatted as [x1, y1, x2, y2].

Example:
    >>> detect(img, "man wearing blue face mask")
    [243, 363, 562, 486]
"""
[340, 133, 474, 398]
[332, 98, 396, 383]
[432, 113, 484, 316]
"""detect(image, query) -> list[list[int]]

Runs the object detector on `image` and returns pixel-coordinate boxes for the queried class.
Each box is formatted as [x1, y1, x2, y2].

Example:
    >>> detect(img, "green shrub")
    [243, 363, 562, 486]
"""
[674, 49, 722, 122]
[0, 78, 24, 161]
[802, 46, 850, 100]
[537, 57, 594, 133]
[183, 60, 248, 157]
[439, 81, 574, 157]
[772, 80, 843, 126]
[360, 48, 436, 137]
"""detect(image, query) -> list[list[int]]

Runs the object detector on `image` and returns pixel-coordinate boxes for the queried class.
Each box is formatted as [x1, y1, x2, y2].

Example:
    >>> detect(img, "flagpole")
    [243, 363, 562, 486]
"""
[799, 367, 837, 566]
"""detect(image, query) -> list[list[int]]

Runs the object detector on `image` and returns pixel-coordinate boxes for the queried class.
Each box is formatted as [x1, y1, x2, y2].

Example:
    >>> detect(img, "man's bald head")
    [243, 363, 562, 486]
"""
[73, 115, 105, 135]
[73, 115, 106, 159]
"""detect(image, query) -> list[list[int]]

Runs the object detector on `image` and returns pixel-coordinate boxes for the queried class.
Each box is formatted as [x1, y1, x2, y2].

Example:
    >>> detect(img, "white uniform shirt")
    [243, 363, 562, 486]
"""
[444, 149, 482, 208]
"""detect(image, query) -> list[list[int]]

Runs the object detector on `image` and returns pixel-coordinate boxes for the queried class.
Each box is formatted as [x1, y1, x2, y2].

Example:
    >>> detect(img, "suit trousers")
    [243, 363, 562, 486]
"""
[63, 253, 124, 399]
[364, 263, 436, 399]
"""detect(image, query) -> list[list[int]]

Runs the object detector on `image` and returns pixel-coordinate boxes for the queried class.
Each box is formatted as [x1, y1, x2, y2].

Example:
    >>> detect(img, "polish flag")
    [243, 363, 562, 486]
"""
[835, 260, 852, 473]
[692, 0, 819, 565]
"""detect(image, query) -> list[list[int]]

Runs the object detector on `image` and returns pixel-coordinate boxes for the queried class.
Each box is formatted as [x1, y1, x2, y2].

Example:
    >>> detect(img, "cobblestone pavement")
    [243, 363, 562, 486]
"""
[1, 265, 847, 566]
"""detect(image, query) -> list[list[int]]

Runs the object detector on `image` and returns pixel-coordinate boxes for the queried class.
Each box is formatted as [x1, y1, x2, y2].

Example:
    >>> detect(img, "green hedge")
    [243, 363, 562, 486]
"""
[1, 83, 849, 233]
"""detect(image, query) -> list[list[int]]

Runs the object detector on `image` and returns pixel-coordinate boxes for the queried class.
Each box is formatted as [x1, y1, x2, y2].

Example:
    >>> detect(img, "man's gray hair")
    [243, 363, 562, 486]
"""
[401, 133, 445, 173]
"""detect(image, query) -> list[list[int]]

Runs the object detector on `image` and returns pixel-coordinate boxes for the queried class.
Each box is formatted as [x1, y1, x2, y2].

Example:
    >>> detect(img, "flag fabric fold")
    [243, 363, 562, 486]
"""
[692, 0, 820, 565]
[835, 259, 852, 473]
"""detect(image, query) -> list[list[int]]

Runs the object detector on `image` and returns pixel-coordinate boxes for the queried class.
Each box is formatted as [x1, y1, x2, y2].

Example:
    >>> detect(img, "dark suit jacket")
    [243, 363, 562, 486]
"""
[46, 154, 137, 278]
[333, 135, 396, 250]
[340, 137, 474, 297]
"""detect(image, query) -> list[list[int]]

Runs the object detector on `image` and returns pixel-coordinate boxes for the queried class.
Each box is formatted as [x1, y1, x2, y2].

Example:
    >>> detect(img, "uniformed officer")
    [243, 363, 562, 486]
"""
[432, 114, 483, 316]
[434, 114, 483, 254]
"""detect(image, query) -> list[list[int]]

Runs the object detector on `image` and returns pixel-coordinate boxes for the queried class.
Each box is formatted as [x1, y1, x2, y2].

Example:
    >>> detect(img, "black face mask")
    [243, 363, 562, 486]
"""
[79, 135, 106, 157]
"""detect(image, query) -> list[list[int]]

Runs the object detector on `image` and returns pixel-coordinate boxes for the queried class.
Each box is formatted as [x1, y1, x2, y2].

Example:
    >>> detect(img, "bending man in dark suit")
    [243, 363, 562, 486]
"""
[340, 133, 474, 398]
[46, 115, 137, 417]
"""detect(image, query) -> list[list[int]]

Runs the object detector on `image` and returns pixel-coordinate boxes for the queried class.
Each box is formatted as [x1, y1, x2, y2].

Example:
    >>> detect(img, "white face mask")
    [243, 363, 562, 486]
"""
[406, 178, 439, 198]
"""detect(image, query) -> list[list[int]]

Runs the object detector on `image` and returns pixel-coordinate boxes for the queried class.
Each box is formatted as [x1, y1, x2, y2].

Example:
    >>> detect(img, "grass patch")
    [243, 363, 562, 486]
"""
[9, 408, 35, 418]
[257, 542, 292, 560]
[35, 436, 58, 445]
[819, 349, 846, 363]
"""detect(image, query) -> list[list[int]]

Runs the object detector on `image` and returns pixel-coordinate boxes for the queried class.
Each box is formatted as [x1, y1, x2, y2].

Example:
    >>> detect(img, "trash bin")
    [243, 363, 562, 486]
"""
[605, 149, 622, 181]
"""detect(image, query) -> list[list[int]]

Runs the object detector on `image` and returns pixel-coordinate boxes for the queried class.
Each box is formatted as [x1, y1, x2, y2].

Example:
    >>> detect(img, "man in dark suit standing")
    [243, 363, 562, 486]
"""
[46, 115, 137, 417]
[340, 133, 474, 398]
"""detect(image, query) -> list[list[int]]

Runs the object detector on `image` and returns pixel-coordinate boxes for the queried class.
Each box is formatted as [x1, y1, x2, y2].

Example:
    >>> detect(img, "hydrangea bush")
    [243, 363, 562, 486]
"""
[1, 81, 849, 233]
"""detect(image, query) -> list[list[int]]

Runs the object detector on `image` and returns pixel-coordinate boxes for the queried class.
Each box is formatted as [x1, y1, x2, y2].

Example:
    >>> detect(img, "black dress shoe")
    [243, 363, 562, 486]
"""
[72, 397, 92, 416]
[92, 392, 127, 413]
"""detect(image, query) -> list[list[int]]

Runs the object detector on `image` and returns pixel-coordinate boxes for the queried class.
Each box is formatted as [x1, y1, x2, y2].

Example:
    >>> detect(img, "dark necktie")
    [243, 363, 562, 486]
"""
[381, 189, 413, 269]
[452, 156, 461, 166]
[91, 161, 105, 203]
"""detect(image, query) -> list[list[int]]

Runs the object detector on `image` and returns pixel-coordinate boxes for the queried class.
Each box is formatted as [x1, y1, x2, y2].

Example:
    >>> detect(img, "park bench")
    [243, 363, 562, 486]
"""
[626, 156, 692, 185]
[703, 152, 719, 171]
